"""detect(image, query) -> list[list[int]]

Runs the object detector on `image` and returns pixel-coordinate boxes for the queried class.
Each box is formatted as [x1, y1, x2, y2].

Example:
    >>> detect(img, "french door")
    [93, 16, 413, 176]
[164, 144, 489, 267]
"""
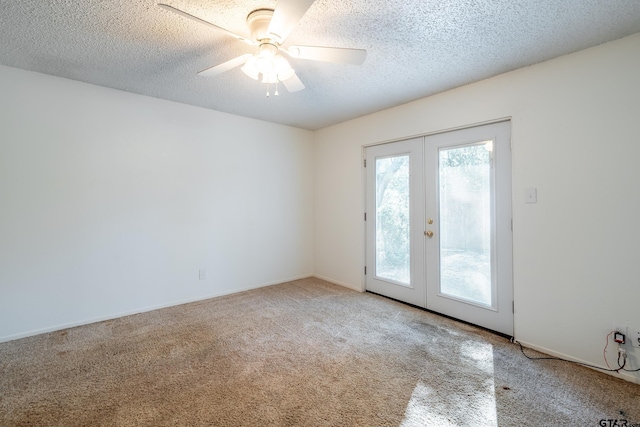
[365, 137, 425, 306]
[365, 121, 513, 335]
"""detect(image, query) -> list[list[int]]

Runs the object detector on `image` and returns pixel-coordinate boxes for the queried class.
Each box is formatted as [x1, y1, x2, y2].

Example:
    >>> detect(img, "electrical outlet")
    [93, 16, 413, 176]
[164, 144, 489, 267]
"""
[631, 328, 640, 349]
[612, 324, 628, 344]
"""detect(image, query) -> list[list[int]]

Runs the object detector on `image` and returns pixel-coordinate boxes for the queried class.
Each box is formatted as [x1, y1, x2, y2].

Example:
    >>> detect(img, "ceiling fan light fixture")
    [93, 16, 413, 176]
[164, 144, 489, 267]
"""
[274, 55, 295, 81]
[241, 56, 259, 80]
[256, 56, 275, 75]
[253, 44, 280, 75]
[244, 52, 295, 84]
[258, 43, 278, 58]
[277, 68, 295, 82]
[160, 0, 367, 96]
[262, 73, 278, 84]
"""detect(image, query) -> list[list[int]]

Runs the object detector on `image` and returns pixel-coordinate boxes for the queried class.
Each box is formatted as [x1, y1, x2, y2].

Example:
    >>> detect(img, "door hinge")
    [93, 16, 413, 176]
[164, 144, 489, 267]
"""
[364, 212, 366, 221]
[364, 266, 367, 275]
[363, 158, 367, 167]
[512, 301, 515, 313]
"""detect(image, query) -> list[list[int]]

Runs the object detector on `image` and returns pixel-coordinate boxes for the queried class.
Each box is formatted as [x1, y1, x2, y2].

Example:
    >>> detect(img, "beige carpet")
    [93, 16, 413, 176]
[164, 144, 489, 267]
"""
[1, 277, 639, 426]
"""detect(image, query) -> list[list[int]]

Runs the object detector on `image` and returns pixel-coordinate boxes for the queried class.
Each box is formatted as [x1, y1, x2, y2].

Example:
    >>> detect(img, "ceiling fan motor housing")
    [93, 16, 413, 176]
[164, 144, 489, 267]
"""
[158, 0, 366, 93]
[246, 9, 275, 42]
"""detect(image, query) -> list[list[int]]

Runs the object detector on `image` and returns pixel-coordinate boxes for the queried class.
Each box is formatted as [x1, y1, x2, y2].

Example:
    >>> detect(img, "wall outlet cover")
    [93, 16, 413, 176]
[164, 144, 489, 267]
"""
[630, 328, 640, 348]
[612, 324, 628, 345]
[525, 187, 537, 203]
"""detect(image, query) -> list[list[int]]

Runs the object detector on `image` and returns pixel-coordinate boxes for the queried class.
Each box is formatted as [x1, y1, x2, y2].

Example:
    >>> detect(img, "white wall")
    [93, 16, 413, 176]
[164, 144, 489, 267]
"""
[2, 34, 639, 383]
[0, 65, 314, 341]
[314, 33, 640, 383]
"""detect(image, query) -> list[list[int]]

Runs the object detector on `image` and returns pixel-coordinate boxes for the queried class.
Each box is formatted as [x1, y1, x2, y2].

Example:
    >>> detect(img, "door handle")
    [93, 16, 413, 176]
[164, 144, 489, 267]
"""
[425, 230, 434, 238]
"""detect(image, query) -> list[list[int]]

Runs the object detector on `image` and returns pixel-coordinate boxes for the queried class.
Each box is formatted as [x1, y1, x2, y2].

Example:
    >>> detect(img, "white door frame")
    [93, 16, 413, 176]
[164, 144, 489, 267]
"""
[363, 119, 513, 336]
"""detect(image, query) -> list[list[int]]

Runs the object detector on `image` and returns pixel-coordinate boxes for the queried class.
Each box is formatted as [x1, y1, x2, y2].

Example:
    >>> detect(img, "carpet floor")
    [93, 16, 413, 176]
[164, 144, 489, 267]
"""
[1, 277, 639, 426]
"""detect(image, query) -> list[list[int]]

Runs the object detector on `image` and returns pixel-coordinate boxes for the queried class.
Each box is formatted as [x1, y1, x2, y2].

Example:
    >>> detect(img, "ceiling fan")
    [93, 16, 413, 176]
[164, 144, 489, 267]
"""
[158, 0, 367, 94]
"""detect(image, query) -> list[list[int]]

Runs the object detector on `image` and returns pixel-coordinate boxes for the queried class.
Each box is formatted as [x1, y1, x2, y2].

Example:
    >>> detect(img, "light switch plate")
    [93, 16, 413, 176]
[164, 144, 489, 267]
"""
[199, 269, 206, 280]
[525, 187, 537, 203]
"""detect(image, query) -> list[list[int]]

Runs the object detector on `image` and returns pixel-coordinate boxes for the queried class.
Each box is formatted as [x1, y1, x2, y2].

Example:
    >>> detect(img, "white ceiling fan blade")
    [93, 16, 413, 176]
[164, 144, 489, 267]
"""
[198, 54, 253, 77]
[286, 46, 367, 65]
[158, 4, 256, 46]
[267, 0, 316, 43]
[282, 73, 305, 92]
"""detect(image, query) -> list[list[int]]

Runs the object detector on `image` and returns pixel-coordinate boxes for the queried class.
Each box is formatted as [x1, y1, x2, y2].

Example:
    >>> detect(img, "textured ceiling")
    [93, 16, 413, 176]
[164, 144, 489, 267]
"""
[1, 0, 640, 130]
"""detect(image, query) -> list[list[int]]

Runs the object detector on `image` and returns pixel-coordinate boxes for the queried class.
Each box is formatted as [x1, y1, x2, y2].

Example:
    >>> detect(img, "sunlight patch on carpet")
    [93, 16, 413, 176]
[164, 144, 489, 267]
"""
[400, 341, 498, 426]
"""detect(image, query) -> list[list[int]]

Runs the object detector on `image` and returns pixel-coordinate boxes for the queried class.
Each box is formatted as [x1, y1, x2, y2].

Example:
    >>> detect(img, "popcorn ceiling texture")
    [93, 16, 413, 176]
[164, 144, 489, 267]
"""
[1, 0, 640, 129]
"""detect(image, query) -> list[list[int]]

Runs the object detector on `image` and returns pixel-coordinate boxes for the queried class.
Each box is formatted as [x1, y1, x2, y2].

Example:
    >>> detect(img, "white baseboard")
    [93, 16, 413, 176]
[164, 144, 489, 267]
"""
[516, 340, 640, 385]
[312, 274, 364, 292]
[0, 273, 314, 344]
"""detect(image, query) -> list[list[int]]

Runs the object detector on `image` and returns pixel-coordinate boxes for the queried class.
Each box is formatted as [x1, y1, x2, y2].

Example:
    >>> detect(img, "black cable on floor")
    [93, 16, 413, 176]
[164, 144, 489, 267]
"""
[513, 340, 630, 373]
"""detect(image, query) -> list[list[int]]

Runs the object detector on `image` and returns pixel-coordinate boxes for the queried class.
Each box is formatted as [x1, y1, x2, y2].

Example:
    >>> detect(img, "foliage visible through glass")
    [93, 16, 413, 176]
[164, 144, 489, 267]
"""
[439, 143, 492, 306]
[375, 155, 410, 285]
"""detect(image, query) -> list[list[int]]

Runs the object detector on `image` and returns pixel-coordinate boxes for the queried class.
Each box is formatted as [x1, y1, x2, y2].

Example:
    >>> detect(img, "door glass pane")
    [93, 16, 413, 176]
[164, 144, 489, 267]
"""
[375, 155, 410, 285]
[439, 143, 492, 305]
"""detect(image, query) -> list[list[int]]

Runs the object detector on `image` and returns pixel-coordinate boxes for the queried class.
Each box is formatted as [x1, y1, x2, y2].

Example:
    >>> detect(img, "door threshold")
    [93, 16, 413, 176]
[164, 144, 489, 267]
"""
[365, 290, 512, 341]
